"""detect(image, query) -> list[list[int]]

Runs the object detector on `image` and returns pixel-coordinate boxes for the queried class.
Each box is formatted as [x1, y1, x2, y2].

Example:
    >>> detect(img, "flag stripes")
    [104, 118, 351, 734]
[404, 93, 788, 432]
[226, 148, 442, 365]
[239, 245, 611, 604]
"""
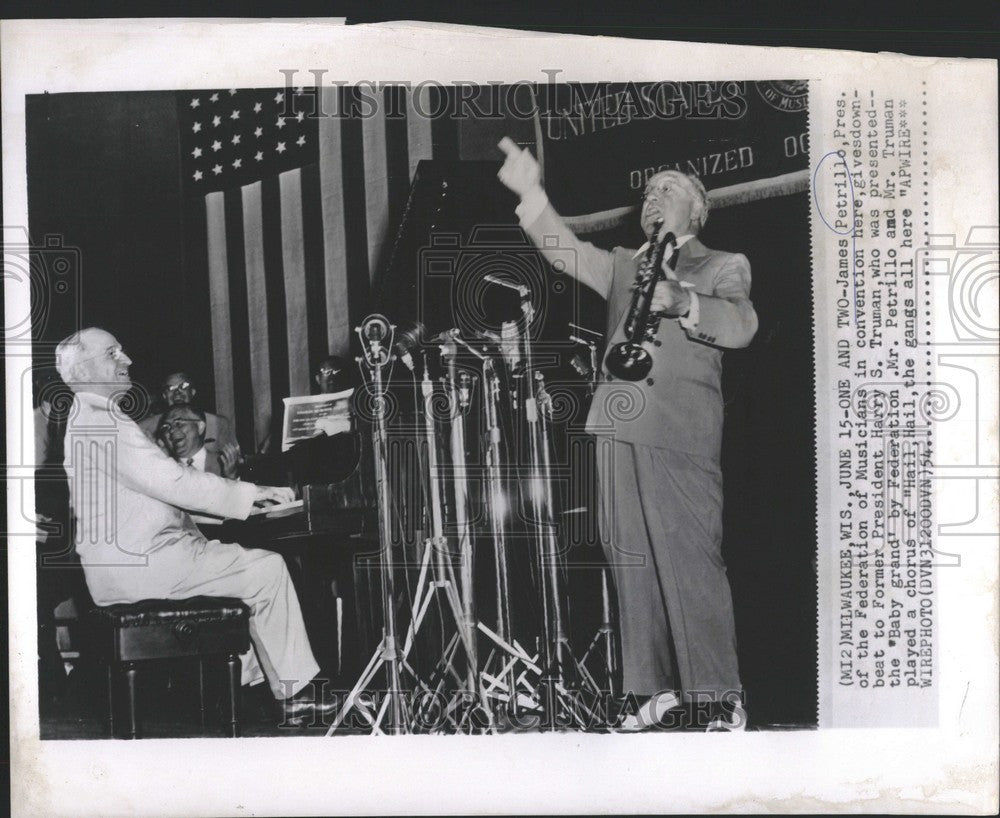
[193, 86, 442, 453]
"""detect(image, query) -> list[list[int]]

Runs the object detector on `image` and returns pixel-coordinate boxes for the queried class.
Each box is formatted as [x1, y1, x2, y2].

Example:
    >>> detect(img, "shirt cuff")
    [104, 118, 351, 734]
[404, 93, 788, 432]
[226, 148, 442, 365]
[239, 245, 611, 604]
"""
[515, 188, 549, 228]
[678, 285, 700, 331]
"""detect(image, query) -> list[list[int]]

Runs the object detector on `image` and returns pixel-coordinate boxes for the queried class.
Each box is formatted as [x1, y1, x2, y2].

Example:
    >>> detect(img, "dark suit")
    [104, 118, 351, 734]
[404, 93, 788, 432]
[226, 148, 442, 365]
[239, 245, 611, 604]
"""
[524, 203, 757, 701]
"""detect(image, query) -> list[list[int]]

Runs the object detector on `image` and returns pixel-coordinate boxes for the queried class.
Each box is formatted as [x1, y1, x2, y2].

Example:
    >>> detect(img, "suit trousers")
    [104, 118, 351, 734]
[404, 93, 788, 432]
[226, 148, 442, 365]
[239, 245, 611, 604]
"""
[596, 438, 741, 701]
[98, 541, 320, 700]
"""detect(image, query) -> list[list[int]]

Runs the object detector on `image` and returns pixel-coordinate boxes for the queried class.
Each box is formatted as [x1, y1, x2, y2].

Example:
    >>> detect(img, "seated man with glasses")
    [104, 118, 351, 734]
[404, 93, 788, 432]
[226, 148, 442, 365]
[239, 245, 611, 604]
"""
[55, 327, 336, 724]
[139, 371, 240, 459]
[157, 404, 240, 479]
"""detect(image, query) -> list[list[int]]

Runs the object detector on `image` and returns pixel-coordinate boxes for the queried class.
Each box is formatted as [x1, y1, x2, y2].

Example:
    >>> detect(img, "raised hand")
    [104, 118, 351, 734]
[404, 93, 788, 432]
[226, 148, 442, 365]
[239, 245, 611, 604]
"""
[497, 136, 542, 198]
[219, 442, 242, 479]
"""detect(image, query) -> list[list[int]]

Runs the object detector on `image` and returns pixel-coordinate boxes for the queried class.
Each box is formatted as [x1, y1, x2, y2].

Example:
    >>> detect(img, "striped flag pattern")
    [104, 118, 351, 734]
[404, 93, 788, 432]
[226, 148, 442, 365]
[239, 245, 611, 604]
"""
[180, 85, 435, 453]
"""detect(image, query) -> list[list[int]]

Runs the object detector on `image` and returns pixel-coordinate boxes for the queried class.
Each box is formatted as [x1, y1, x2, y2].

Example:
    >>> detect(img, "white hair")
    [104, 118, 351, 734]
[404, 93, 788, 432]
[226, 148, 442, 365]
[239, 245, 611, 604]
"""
[55, 327, 98, 382]
[649, 169, 711, 233]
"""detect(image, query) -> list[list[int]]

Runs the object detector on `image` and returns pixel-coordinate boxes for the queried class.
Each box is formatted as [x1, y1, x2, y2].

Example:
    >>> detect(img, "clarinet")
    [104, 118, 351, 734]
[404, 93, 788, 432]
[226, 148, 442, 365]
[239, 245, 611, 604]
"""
[605, 220, 675, 382]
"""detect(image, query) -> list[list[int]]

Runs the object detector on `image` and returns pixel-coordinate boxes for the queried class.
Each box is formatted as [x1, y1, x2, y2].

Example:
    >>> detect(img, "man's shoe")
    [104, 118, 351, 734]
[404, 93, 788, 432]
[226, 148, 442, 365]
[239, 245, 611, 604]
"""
[276, 687, 339, 727]
[616, 691, 682, 732]
[705, 704, 748, 732]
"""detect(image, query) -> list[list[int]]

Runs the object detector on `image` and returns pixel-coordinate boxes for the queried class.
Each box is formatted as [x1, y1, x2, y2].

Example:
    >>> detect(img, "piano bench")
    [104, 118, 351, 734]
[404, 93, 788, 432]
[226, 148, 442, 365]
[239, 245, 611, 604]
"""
[90, 597, 250, 739]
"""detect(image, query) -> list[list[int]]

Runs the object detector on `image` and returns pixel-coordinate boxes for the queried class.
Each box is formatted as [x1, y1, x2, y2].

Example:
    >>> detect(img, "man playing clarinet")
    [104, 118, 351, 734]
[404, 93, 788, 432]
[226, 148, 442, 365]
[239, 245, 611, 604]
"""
[496, 137, 757, 731]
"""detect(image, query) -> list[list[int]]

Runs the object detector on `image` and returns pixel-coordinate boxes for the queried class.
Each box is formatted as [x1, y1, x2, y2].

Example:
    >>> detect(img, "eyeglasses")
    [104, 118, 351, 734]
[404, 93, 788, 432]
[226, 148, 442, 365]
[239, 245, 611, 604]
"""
[158, 418, 201, 432]
[165, 382, 193, 393]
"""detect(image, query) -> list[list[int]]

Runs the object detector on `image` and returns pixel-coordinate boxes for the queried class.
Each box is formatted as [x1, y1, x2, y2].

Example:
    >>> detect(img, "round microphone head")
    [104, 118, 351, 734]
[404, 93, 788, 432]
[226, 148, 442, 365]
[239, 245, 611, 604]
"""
[393, 321, 427, 354]
[361, 314, 391, 343]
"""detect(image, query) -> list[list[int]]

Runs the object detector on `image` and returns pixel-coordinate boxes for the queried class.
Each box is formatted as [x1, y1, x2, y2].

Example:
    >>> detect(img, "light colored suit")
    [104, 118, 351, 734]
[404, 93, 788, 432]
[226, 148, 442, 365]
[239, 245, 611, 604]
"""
[65, 391, 318, 697]
[523, 203, 757, 701]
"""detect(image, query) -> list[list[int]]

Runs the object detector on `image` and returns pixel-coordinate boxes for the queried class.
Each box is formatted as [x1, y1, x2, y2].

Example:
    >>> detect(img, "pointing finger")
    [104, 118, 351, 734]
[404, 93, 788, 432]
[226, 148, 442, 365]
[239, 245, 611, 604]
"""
[497, 136, 521, 158]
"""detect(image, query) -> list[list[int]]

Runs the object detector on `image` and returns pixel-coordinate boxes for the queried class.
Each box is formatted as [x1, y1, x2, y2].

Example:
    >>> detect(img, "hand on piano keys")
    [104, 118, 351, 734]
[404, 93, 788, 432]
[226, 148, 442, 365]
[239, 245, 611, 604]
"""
[253, 485, 296, 509]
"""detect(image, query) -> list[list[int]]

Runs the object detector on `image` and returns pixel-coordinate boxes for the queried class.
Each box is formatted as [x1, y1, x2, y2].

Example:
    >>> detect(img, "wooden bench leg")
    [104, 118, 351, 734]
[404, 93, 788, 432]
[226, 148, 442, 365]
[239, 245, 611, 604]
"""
[106, 664, 116, 738]
[124, 661, 140, 740]
[198, 659, 207, 732]
[225, 654, 241, 738]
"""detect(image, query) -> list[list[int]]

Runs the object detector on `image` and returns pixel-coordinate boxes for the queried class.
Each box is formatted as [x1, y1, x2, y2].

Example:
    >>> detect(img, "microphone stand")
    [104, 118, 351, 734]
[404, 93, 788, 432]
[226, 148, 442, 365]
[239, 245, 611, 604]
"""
[517, 293, 588, 729]
[327, 317, 408, 735]
[454, 335, 541, 722]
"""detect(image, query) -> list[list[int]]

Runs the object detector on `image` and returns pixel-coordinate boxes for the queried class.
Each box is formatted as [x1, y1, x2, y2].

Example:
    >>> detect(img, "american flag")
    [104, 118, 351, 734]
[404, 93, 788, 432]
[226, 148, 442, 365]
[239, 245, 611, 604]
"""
[179, 85, 436, 452]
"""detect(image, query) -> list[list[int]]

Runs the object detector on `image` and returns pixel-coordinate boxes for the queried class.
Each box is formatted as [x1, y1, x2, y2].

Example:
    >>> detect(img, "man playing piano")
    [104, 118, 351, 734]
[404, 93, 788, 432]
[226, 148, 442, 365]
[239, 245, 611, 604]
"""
[56, 327, 336, 725]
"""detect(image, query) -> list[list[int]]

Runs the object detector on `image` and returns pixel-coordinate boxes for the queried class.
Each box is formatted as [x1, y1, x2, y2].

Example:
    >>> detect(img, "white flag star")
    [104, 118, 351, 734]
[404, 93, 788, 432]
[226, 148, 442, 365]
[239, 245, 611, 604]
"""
[212, 115, 221, 127]
[275, 117, 286, 130]
[193, 169, 203, 181]
[274, 92, 284, 104]
[296, 111, 305, 123]
[209, 92, 219, 103]
[192, 146, 202, 158]
[212, 164, 223, 175]
[253, 126, 263, 138]
[296, 135, 306, 146]
[228, 89, 237, 96]
[254, 151, 264, 161]
[232, 158, 242, 169]
[253, 102, 262, 113]
[230, 110, 240, 120]
[211, 140, 222, 152]
[276, 141, 287, 154]
[192, 122, 202, 133]
[231, 134, 241, 145]
[190, 98, 200, 108]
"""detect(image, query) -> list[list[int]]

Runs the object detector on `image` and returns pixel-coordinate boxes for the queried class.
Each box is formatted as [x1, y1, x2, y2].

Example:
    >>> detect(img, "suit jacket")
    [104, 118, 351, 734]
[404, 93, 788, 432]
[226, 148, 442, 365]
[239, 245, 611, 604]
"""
[65, 391, 257, 604]
[139, 409, 239, 455]
[524, 203, 758, 460]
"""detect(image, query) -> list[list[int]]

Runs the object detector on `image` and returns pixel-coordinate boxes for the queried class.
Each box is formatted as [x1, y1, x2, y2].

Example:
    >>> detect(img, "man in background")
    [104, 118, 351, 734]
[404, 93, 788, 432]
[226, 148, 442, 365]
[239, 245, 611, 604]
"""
[140, 371, 240, 458]
[157, 403, 239, 478]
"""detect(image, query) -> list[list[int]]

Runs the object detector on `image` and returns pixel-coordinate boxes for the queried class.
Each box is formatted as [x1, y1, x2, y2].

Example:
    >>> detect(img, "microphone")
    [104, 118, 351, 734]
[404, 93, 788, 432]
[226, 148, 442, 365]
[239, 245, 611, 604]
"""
[393, 322, 426, 372]
[484, 274, 529, 298]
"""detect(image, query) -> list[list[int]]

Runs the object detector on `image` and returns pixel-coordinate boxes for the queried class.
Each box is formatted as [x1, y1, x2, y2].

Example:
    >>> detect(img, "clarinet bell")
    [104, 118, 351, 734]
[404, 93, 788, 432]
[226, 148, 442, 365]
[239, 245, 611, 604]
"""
[604, 341, 653, 382]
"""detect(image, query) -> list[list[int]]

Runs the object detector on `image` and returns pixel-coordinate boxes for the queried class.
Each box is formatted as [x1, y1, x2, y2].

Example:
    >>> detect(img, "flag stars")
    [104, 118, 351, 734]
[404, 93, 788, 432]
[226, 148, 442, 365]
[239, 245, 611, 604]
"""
[253, 102, 262, 114]
[228, 89, 237, 96]
[254, 150, 264, 162]
[294, 86, 304, 95]
[209, 92, 219, 103]
[211, 140, 222, 152]
[193, 169, 203, 181]
[211, 114, 222, 127]
[295, 111, 305, 123]
[230, 109, 240, 120]
[190, 98, 200, 108]
[232, 158, 242, 169]
[274, 92, 284, 104]
[192, 146, 203, 158]
[212, 164, 223, 175]
[275, 117, 286, 130]
[231, 134, 241, 145]
[296, 134, 307, 147]
[253, 126, 263, 138]
[276, 141, 287, 154]
[192, 122, 202, 133]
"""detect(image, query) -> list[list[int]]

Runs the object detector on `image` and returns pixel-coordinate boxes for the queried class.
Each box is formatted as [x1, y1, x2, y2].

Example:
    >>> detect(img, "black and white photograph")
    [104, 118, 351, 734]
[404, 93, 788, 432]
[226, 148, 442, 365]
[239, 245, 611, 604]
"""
[3, 17, 997, 817]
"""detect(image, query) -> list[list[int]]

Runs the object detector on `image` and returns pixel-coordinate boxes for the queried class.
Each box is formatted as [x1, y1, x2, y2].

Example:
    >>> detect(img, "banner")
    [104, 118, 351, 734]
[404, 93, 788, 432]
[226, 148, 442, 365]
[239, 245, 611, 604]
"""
[537, 81, 809, 230]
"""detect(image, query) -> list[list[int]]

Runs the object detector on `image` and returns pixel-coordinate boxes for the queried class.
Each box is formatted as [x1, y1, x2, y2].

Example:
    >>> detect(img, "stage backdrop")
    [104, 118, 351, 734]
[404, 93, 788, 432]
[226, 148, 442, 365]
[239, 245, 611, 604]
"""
[28, 87, 461, 454]
[535, 80, 809, 233]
